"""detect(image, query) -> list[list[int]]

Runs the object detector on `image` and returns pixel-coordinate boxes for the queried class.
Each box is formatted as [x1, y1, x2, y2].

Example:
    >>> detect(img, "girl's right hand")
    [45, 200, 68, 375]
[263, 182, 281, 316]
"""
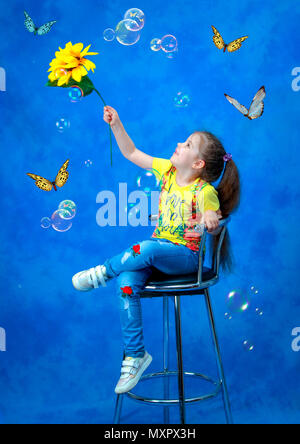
[103, 106, 120, 127]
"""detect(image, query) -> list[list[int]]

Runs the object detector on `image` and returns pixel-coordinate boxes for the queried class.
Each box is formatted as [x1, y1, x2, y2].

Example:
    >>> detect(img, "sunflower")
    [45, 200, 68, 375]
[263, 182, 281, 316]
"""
[46, 42, 113, 166]
[48, 42, 98, 86]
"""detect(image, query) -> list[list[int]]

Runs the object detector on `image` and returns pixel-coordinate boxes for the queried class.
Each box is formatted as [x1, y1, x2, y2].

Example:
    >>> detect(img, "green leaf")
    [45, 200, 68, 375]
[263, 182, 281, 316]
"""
[46, 75, 95, 97]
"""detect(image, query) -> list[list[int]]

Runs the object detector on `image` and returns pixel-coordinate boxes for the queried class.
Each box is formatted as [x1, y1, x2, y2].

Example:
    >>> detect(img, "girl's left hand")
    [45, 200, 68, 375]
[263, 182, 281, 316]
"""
[204, 210, 222, 233]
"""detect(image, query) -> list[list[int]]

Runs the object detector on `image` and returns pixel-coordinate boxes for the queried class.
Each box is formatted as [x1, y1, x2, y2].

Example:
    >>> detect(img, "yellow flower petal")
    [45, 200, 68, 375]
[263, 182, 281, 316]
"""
[57, 77, 67, 86]
[79, 65, 88, 76]
[82, 59, 96, 72]
[65, 60, 80, 69]
[49, 59, 65, 67]
[65, 42, 73, 50]
[66, 71, 72, 85]
[81, 44, 91, 57]
[71, 66, 83, 82]
[72, 43, 84, 53]
[80, 45, 98, 57]
[48, 72, 57, 81]
[57, 71, 72, 86]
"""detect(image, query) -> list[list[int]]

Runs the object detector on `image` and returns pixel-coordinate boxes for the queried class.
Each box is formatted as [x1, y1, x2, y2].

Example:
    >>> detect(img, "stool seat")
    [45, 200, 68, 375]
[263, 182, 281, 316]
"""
[146, 267, 216, 287]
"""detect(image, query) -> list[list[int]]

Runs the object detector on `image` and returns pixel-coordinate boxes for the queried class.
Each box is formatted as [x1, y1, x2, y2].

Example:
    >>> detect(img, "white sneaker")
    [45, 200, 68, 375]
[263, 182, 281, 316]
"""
[72, 265, 108, 291]
[115, 351, 152, 394]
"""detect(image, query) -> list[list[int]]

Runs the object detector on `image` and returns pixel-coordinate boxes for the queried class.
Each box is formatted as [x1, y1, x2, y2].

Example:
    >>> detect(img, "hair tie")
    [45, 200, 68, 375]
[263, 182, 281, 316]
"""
[223, 153, 232, 162]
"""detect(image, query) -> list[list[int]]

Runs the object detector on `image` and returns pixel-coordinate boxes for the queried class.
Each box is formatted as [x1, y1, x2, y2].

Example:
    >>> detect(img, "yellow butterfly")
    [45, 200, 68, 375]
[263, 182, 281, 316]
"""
[211, 25, 248, 52]
[27, 159, 69, 191]
[224, 86, 266, 120]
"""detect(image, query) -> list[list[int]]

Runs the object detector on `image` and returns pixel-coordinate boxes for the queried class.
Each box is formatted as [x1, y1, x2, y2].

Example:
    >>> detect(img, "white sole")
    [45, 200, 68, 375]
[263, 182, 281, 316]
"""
[72, 266, 107, 292]
[72, 272, 92, 292]
[115, 353, 153, 394]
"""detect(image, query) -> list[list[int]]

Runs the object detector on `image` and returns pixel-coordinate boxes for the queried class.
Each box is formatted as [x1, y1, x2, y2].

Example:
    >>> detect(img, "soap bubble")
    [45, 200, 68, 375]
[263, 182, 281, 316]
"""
[125, 202, 136, 212]
[193, 224, 204, 234]
[250, 285, 259, 295]
[166, 53, 176, 59]
[255, 307, 263, 316]
[115, 20, 141, 46]
[137, 171, 160, 196]
[56, 118, 70, 133]
[224, 312, 233, 320]
[174, 92, 190, 108]
[103, 28, 115, 41]
[150, 38, 162, 51]
[128, 206, 141, 225]
[57, 208, 73, 220]
[166, 48, 178, 59]
[51, 209, 73, 232]
[161, 35, 178, 53]
[68, 86, 83, 103]
[124, 8, 145, 31]
[243, 340, 254, 352]
[84, 159, 93, 167]
[54, 68, 68, 79]
[58, 200, 76, 220]
[226, 289, 250, 313]
[41, 217, 51, 229]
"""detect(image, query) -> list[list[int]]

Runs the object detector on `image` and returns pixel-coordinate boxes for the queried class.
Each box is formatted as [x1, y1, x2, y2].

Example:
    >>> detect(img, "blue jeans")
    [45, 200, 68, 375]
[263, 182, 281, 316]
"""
[103, 239, 199, 358]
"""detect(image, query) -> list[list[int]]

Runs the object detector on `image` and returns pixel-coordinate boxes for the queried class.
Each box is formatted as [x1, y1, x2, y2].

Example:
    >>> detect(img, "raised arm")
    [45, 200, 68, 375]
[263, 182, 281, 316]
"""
[103, 106, 153, 169]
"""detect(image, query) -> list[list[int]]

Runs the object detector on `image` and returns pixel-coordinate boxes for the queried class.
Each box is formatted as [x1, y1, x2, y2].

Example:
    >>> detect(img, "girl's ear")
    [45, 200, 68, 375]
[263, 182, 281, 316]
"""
[193, 159, 205, 170]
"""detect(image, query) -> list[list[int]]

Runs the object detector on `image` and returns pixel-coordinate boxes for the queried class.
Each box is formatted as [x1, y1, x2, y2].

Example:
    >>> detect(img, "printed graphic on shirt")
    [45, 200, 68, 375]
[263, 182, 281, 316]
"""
[151, 158, 220, 252]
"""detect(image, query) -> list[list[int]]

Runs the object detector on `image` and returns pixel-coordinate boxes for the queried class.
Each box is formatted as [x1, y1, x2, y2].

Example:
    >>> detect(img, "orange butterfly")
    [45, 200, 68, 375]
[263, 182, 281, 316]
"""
[27, 159, 69, 191]
[212, 25, 248, 52]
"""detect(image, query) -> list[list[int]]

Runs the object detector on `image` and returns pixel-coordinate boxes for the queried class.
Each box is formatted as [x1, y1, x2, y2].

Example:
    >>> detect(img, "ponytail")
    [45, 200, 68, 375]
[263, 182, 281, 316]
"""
[195, 131, 241, 274]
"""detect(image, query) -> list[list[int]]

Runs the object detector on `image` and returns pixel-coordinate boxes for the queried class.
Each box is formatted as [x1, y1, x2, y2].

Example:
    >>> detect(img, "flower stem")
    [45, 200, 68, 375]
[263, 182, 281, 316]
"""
[93, 87, 113, 166]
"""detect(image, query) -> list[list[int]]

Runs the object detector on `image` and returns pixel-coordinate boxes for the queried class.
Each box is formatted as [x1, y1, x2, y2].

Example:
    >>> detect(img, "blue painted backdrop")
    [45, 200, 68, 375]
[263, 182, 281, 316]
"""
[0, 0, 299, 424]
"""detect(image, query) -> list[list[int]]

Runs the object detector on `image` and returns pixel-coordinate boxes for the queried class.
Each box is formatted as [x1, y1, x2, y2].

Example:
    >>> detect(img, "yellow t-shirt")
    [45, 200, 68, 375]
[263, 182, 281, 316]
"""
[152, 157, 220, 252]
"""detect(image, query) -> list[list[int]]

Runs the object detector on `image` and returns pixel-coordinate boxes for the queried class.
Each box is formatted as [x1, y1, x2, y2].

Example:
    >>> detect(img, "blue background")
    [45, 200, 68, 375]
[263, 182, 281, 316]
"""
[0, 0, 299, 424]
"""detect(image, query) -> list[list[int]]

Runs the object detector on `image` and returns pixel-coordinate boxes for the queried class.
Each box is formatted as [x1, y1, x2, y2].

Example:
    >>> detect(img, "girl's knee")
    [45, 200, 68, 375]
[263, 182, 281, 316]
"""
[135, 240, 158, 265]
[116, 270, 150, 296]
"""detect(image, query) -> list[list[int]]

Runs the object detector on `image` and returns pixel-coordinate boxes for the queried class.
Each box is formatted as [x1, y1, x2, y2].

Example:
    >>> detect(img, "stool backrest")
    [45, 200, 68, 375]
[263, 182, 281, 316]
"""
[197, 217, 231, 284]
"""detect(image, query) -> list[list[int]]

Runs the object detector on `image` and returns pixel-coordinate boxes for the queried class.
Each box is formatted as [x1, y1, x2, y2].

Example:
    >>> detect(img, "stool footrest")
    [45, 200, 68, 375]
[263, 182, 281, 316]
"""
[125, 371, 222, 406]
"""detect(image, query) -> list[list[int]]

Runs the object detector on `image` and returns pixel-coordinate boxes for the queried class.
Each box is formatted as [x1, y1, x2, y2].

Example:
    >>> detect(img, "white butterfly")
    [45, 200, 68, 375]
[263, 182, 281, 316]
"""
[24, 10, 57, 36]
[224, 86, 266, 120]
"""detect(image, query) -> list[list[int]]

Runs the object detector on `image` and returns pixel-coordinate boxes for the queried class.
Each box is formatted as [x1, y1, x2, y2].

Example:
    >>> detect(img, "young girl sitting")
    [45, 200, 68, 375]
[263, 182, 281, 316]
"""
[72, 106, 241, 394]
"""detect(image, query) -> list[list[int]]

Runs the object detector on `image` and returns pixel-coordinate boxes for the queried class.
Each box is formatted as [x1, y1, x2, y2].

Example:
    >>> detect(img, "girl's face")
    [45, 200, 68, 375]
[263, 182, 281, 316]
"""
[170, 133, 205, 171]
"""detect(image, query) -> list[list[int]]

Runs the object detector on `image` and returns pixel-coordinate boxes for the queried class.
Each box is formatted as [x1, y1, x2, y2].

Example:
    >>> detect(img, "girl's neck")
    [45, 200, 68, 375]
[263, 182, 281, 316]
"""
[175, 168, 201, 187]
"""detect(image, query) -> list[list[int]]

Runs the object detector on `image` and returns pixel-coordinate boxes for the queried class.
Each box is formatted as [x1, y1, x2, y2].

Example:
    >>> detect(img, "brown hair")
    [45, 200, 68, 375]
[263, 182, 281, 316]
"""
[195, 131, 241, 274]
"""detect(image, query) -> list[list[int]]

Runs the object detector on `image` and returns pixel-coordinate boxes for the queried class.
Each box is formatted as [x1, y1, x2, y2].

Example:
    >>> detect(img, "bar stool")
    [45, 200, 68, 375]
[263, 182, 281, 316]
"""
[113, 217, 233, 424]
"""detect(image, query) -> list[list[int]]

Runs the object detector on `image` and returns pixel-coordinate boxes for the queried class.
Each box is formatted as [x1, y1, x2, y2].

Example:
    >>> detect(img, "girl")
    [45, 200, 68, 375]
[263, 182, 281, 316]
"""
[72, 106, 241, 394]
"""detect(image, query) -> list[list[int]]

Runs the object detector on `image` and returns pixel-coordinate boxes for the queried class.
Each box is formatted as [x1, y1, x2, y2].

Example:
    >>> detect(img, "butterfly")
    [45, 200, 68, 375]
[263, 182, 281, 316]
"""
[224, 86, 266, 120]
[211, 26, 248, 52]
[24, 10, 57, 36]
[27, 160, 70, 191]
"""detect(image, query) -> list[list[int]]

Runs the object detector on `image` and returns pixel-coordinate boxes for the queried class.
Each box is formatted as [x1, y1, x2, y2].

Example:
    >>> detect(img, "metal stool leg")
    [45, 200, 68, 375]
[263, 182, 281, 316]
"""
[174, 295, 186, 424]
[163, 295, 170, 424]
[113, 394, 124, 424]
[204, 288, 233, 424]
